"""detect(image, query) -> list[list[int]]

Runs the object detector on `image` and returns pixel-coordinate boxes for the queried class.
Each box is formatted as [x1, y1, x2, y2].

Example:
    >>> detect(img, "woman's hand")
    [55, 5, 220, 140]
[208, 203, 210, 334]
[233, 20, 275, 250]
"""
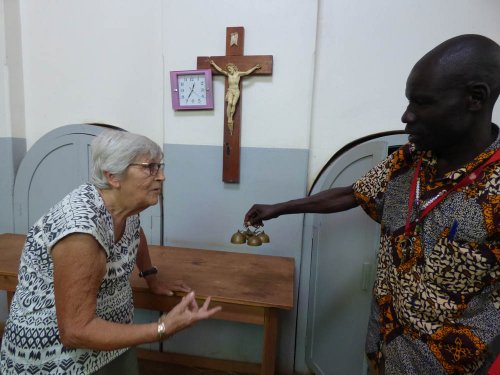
[159, 291, 222, 339]
[146, 275, 191, 297]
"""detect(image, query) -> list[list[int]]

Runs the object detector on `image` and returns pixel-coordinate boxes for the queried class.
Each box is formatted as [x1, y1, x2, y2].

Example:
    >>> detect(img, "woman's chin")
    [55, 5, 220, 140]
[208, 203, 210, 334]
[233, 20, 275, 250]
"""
[136, 198, 159, 212]
[148, 197, 159, 206]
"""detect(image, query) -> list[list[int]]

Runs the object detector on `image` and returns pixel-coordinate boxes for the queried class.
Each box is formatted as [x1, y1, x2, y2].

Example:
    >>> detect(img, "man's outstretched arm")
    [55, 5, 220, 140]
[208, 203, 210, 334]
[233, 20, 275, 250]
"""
[244, 185, 358, 227]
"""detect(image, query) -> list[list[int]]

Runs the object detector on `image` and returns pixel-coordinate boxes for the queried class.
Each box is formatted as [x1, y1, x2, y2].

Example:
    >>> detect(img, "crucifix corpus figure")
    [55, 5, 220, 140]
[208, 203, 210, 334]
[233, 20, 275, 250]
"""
[198, 26, 273, 183]
[209, 60, 261, 135]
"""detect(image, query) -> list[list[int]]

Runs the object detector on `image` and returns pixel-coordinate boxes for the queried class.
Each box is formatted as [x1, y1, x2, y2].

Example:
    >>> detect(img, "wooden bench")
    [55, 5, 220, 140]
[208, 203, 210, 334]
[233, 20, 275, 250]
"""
[0, 233, 294, 374]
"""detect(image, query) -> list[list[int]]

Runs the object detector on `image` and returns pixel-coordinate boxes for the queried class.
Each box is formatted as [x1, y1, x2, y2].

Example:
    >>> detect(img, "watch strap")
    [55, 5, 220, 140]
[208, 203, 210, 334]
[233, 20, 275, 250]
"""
[139, 266, 158, 278]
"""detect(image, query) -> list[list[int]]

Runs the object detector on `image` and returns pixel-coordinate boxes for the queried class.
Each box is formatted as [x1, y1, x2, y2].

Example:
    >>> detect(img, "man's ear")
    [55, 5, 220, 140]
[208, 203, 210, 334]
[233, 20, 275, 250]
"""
[103, 170, 121, 189]
[466, 81, 490, 111]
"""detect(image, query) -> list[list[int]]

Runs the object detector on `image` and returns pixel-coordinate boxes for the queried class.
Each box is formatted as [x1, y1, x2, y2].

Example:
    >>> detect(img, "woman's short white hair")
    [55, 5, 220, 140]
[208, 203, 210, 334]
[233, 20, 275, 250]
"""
[90, 130, 163, 189]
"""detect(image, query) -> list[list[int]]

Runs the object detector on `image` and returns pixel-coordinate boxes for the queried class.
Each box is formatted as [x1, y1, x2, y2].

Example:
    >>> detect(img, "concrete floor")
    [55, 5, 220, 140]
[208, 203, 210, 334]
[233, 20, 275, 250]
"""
[138, 358, 248, 375]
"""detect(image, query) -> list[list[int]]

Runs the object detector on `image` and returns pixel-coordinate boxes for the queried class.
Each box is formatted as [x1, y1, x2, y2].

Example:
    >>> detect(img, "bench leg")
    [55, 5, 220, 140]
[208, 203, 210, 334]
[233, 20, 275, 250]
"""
[261, 308, 278, 375]
[6, 291, 14, 312]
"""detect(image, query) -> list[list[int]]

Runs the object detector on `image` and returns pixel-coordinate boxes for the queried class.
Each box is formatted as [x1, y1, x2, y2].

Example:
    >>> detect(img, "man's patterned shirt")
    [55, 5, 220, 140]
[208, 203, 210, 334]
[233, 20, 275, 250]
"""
[353, 127, 499, 374]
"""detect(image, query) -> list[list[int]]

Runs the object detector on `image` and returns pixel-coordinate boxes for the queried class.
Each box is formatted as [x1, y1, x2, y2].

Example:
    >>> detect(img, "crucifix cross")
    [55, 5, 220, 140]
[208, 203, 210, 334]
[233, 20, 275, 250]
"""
[198, 26, 273, 183]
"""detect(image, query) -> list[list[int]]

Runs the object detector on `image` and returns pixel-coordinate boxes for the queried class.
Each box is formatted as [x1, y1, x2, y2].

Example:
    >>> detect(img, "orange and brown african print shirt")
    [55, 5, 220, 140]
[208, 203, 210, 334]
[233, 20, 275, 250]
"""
[353, 126, 499, 374]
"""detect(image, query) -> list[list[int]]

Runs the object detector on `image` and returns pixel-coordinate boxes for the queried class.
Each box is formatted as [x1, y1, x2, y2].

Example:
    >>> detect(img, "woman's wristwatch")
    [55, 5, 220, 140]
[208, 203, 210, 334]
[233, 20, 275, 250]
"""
[139, 266, 158, 278]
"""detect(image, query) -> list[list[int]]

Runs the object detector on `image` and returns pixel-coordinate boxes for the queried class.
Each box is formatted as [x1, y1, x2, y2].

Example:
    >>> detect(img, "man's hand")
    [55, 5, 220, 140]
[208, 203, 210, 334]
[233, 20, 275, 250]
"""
[244, 204, 279, 227]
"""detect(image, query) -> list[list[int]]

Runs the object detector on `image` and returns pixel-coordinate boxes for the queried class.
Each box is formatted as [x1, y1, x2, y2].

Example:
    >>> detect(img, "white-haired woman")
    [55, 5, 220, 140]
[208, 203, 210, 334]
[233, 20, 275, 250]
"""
[0, 130, 221, 375]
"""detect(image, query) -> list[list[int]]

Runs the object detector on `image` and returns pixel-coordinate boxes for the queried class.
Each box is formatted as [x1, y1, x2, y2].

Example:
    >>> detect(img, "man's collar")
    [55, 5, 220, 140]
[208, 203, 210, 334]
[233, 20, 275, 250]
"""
[414, 123, 500, 181]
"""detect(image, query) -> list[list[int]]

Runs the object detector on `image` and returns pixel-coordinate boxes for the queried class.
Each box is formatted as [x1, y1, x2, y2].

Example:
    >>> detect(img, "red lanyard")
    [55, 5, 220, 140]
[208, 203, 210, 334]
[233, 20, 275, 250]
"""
[405, 149, 500, 237]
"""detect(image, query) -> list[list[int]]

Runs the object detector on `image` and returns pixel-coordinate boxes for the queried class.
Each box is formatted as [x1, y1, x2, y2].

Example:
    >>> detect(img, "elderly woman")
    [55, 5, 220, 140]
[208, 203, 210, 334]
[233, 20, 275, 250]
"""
[0, 130, 221, 374]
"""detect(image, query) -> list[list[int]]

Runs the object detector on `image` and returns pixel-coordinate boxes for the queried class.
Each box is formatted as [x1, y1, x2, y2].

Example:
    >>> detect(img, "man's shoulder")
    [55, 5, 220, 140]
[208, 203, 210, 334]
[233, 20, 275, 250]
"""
[381, 142, 420, 178]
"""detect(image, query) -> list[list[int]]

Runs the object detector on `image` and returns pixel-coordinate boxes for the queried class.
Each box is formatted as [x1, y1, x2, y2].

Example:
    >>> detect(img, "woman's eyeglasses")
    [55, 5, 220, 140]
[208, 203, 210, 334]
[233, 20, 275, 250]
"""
[129, 162, 165, 176]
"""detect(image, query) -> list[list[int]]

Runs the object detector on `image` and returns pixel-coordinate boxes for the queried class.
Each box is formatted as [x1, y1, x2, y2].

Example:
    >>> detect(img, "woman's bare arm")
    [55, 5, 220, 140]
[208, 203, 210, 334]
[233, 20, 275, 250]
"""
[53, 233, 219, 350]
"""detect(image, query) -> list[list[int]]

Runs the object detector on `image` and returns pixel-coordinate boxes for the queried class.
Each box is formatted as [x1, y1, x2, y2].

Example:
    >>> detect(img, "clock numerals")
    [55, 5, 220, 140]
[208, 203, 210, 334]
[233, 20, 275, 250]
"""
[178, 74, 208, 106]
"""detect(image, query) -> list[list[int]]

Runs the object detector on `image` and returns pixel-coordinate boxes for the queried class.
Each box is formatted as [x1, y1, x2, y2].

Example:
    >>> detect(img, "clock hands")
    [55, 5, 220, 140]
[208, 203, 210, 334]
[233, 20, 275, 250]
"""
[186, 82, 196, 102]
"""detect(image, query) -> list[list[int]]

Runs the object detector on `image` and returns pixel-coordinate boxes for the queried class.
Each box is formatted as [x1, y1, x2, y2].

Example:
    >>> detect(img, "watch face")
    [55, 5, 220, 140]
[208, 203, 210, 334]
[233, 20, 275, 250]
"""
[178, 74, 208, 106]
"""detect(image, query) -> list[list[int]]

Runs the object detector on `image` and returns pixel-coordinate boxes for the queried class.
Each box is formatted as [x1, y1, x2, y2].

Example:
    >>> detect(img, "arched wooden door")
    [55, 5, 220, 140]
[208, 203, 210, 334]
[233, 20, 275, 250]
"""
[296, 134, 407, 375]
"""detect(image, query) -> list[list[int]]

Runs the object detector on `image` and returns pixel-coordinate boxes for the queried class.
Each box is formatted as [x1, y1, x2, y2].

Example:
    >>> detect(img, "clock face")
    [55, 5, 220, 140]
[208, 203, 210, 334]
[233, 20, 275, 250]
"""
[170, 69, 214, 110]
[178, 74, 208, 106]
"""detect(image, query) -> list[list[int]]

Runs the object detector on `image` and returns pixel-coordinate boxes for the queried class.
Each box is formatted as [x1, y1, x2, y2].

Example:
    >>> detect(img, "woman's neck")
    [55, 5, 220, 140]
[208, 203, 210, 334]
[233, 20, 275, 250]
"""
[98, 188, 136, 241]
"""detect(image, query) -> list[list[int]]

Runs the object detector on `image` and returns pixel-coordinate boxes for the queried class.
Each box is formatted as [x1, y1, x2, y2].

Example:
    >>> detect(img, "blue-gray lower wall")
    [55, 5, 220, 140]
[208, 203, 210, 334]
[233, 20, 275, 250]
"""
[0, 136, 26, 323]
[0, 137, 26, 233]
[160, 143, 309, 371]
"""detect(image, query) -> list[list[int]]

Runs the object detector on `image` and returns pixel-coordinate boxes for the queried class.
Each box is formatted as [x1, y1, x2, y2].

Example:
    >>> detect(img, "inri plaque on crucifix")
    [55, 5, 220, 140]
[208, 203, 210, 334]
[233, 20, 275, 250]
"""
[198, 27, 273, 183]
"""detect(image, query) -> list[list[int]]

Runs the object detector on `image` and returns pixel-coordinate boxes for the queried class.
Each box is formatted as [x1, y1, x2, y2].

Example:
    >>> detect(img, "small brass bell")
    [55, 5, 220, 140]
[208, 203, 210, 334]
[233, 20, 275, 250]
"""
[230, 230, 247, 244]
[258, 231, 270, 243]
[247, 235, 263, 246]
[230, 225, 270, 246]
[244, 228, 253, 239]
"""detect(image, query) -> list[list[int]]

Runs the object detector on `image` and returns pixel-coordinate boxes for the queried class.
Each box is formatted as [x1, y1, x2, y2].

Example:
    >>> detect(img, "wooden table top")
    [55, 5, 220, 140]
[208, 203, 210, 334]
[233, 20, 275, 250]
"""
[0, 233, 294, 310]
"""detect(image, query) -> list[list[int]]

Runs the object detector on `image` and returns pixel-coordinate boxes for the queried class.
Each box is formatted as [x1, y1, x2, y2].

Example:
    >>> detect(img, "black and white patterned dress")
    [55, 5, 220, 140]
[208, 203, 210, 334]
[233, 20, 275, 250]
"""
[0, 183, 140, 374]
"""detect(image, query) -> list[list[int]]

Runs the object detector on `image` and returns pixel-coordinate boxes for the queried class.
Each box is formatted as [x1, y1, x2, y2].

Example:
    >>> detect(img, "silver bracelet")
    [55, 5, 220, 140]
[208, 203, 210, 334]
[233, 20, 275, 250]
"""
[157, 317, 166, 340]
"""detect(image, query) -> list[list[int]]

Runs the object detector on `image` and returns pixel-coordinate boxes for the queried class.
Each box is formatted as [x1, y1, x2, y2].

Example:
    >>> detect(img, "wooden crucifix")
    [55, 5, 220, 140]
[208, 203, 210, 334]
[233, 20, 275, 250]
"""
[198, 27, 273, 183]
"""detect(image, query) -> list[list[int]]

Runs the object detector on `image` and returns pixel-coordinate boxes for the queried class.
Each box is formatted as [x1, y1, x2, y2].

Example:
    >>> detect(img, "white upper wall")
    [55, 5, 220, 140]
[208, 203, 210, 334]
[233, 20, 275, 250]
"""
[16, 0, 318, 150]
[308, 0, 500, 185]
[5, 0, 500, 183]
[19, 0, 164, 147]
[0, 0, 25, 139]
[163, 0, 318, 149]
[0, 0, 8, 137]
